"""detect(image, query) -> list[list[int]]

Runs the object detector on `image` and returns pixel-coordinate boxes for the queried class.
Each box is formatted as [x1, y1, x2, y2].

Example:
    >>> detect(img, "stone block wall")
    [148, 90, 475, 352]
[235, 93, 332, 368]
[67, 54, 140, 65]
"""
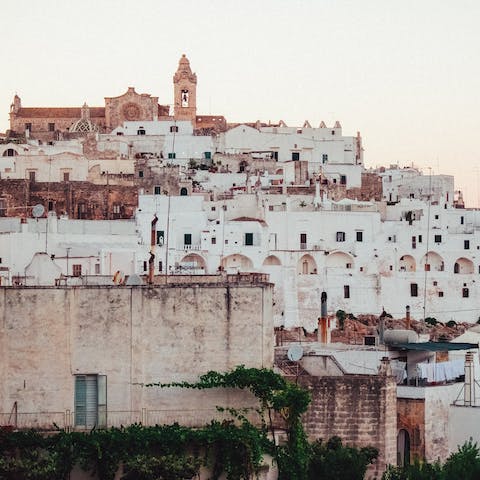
[300, 373, 397, 479]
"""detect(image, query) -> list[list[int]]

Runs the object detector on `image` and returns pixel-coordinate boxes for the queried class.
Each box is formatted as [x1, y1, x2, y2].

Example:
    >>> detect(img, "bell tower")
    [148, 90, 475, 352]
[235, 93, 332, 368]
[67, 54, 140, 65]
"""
[173, 54, 197, 125]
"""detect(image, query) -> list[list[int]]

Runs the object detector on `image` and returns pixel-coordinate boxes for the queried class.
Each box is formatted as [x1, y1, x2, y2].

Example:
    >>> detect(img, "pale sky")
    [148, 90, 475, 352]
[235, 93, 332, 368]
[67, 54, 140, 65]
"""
[1, 0, 479, 206]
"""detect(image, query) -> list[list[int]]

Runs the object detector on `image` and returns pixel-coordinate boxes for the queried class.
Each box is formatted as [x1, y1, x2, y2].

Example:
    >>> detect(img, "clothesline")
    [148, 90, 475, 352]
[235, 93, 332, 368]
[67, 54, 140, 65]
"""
[416, 359, 464, 383]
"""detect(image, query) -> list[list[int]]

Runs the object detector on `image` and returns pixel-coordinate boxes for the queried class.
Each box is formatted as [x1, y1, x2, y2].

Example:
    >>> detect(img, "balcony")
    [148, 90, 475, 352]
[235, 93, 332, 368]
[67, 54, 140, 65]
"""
[0, 408, 262, 431]
[183, 244, 201, 251]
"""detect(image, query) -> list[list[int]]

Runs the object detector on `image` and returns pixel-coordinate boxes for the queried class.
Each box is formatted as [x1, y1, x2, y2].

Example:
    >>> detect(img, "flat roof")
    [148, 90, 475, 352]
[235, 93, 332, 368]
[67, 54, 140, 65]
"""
[391, 342, 478, 352]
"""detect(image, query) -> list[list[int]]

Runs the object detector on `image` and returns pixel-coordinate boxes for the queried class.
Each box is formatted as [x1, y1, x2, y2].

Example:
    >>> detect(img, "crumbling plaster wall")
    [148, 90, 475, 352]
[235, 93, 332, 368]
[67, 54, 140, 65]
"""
[0, 283, 273, 417]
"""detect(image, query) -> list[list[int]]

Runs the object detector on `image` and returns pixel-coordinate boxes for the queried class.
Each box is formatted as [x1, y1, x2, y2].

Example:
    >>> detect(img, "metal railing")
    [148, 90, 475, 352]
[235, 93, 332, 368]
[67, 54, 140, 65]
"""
[0, 408, 262, 431]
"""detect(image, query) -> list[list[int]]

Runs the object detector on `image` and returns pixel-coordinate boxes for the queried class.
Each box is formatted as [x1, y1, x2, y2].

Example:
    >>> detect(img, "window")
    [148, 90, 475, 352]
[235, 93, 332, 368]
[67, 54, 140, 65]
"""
[418, 235, 422, 243]
[138, 170, 144, 178]
[180, 187, 188, 196]
[25, 123, 32, 131]
[434, 235, 442, 243]
[410, 283, 418, 297]
[464, 240, 470, 250]
[48, 123, 55, 132]
[434, 215, 439, 220]
[291, 152, 300, 161]
[158, 261, 163, 272]
[154, 186, 161, 195]
[156, 230, 164, 246]
[463, 287, 469, 298]
[168, 153, 176, 159]
[204, 151, 211, 159]
[300, 233, 307, 249]
[211, 237, 216, 245]
[143, 261, 147, 272]
[272, 151, 279, 161]
[245, 233, 254, 246]
[356, 231, 363, 242]
[113, 204, 121, 215]
[48, 201, 53, 211]
[3, 148, 17, 157]
[340, 175, 347, 185]
[461, 216, 464, 225]
[331, 130, 335, 135]
[336, 231, 345, 242]
[72, 264, 82, 277]
[137, 129, 145, 135]
[28, 171, 36, 182]
[322, 154, 328, 164]
[95, 264, 100, 274]
[184, 233, 192, 246]
[170, 126, 179, 133]
[346, 263, 352, 269]
[438, 291, 444, 297]
[74, 374, 106, 428]
[454, 263, 460, 274]
[0, 199, 5, 217]
[411, 236, 416, 249]
[344, 285, 350, 298]
[63, 172, 70, 182]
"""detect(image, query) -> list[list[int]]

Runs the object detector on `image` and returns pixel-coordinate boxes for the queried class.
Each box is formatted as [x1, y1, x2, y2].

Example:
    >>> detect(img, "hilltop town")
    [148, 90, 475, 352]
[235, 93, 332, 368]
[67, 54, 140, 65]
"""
[1, 55, 480, 479]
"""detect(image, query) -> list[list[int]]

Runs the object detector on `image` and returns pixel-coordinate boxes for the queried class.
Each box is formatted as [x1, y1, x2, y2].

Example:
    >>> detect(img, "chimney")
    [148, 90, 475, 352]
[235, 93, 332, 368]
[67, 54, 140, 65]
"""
[148, 214, 158, 284]
[464, 352, 475, 407]
[318, 292, 328, 343]
[406, 305, 411, 330]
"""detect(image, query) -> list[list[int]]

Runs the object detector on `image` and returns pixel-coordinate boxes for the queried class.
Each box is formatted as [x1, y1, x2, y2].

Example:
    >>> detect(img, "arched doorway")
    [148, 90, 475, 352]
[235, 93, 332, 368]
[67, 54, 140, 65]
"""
[221, 254, 254, 273]
[397, 429, 410, 466]
[179, 253, 206, 274]
[180, 187, 188, 196]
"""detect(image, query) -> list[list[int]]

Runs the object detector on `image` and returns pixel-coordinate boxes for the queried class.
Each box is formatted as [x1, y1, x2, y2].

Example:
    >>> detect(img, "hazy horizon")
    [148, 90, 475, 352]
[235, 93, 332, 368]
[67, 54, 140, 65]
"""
[1, 0, 479, 206]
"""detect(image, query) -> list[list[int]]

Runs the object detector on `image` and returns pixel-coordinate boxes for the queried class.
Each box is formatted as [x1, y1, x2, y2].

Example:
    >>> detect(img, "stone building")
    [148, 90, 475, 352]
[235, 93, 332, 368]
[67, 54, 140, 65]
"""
[7, 55, 226, 142]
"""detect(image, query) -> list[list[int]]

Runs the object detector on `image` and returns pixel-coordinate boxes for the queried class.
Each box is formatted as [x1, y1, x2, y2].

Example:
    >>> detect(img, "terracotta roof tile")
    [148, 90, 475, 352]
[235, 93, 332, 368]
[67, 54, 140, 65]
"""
[15, 107, 105, 118]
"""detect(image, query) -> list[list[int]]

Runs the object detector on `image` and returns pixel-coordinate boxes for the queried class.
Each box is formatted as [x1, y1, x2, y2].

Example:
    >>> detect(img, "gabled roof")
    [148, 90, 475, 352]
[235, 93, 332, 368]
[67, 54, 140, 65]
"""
[231, 216, 267, 226]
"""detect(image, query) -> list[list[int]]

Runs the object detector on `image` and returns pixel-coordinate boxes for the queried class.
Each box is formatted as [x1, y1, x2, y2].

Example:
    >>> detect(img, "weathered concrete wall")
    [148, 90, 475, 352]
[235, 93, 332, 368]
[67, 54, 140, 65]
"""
[300, 373, 397, 480]
[0, 283, 273, 424]
[397, 397, 425, 461]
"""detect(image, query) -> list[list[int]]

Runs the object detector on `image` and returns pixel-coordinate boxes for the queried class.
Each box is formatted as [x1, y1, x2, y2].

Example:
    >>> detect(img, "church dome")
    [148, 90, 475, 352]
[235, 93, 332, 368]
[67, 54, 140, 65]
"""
[70, 102, 98, 133]
[70, 118, 99, 133]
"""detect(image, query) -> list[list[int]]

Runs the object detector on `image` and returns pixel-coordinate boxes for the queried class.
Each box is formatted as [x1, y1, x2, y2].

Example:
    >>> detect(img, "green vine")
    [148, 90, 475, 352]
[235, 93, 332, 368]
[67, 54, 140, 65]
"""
[0, 366, 377, 480]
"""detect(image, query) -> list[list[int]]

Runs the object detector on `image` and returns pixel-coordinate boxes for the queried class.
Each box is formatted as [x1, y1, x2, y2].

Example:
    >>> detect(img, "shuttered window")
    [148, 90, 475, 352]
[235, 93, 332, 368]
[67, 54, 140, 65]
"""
[74, 375, 107, 428]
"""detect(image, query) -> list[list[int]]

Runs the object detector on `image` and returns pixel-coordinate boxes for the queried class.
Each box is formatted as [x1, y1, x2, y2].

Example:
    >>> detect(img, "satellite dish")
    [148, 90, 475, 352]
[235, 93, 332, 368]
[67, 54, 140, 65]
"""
[287, 345, 304, 362]
[32, 204, 45, 218]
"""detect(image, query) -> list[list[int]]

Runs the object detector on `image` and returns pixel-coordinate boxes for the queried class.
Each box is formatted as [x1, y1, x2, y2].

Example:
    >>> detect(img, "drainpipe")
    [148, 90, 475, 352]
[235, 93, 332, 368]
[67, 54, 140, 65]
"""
[148, 214, 158, 284]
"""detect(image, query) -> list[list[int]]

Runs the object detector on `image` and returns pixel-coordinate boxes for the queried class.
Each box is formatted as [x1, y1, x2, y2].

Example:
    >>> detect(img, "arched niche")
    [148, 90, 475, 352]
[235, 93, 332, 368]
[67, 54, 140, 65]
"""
[297, 254, 317, 275]
[399, 255, 416, 272]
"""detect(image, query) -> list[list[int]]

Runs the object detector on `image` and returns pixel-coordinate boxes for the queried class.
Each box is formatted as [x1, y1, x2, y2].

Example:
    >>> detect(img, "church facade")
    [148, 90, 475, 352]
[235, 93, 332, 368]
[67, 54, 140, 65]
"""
[8, 55, 226, 142]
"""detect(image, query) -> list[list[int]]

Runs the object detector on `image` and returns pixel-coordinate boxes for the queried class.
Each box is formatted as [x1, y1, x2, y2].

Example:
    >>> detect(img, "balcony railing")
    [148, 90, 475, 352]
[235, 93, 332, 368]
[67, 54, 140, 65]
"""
[0, 408, 262, 431]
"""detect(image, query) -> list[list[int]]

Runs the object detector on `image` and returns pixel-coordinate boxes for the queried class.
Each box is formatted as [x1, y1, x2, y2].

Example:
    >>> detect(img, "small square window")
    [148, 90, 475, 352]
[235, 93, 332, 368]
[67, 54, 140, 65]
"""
[48, 123, 55, 132]
[336, 232, 345, 242]
[154, 186, 161, 195]
[434, 235, 442, 243]
[211, 237, 216, 245]
[292, 152, 300, 161]
[438, 291, 444, 297]
[434, 215, 439, 220]
[138, 170, 144, 178]
[170, 125, 179, 133]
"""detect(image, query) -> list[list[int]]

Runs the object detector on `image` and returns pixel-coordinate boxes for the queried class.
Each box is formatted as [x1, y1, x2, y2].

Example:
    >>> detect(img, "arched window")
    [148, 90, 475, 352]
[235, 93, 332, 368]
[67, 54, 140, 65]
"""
[2, 148, 17, 157]
[454, 262, 460, 274]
